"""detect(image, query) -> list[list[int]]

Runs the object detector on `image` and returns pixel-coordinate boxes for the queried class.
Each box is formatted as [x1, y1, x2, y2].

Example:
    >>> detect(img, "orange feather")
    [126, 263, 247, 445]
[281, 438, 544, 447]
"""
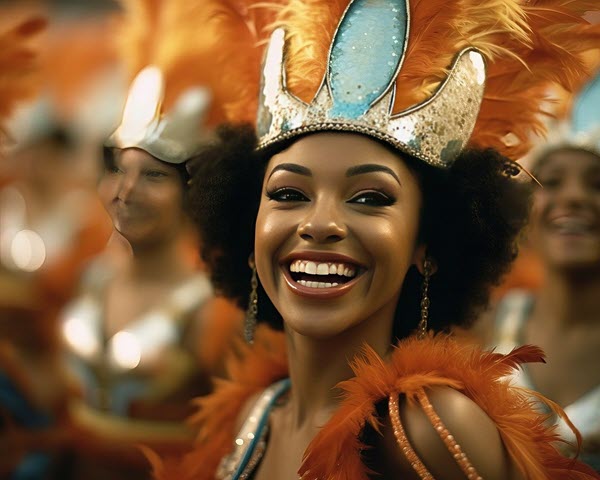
[116, 0, 283, 125]
[151, 329, 598, 479]
[0, 16, 45, 145]
[150, 325, 288, 480]
[300, 334, 597, 479]
[192, 0, 600, 161]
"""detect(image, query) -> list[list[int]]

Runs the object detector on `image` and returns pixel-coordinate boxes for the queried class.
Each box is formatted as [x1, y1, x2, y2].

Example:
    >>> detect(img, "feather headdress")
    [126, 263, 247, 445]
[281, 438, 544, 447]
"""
[527, 62, 600, 166]
[190, 0, 600, 166]
[5, 15, 126, 149]
[106, 0, 230, 163]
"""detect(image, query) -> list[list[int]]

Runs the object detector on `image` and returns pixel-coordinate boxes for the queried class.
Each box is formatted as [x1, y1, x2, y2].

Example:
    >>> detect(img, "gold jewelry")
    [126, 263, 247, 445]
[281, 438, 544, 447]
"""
[417, 258, 432, 339]
[244, 263, 258, 344]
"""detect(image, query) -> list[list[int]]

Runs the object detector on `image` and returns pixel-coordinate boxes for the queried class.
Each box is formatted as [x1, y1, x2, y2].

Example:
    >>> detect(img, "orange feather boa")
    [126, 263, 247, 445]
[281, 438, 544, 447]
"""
[149, 326, 599, 479]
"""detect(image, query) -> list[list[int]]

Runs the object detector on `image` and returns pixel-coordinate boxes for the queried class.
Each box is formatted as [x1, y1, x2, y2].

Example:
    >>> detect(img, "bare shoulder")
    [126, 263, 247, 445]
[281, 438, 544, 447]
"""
[374, 387, 524, 480]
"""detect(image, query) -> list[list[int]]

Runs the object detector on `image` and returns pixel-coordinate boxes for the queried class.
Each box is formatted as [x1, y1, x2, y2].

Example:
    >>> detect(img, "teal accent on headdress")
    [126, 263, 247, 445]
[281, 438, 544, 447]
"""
[572, 72, 600, 135]
[328, 0, 408, 120]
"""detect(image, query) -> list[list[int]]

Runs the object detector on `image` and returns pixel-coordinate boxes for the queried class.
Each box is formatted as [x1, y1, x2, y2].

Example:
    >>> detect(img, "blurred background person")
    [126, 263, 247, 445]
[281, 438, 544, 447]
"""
[57, 1, 242, 478]
[0, 1, 242, 479]
[0, 8, 70, 480]
[0, 4, 122, 409]
[487, 68, 600, 470]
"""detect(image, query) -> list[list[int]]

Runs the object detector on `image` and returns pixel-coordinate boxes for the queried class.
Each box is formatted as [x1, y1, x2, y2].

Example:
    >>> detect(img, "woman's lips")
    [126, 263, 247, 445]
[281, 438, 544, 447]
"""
[547, 215, 597, 236]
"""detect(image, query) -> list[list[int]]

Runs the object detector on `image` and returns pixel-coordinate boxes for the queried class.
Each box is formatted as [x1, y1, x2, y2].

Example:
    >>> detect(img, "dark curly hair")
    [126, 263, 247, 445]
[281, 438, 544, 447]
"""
[186, 124, 531, 341]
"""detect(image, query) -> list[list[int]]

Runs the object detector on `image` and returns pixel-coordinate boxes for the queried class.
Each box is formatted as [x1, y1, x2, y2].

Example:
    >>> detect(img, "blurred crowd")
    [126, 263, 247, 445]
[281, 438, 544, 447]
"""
[0, 2, 243, 478]
[0, 1, 598, 479]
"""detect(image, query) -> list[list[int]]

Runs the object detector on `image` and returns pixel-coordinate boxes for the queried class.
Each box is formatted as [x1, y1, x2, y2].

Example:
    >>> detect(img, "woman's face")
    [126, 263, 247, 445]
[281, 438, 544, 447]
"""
[530, 149, 600, 271]
[255, 133, 424, 339]
[98, 148, 186, 246]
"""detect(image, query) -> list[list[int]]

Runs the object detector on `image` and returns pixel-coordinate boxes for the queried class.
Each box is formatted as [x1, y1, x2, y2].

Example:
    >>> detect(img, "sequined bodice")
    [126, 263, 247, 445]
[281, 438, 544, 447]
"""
[61, 263, 214, 417]
[216, 379, 291, 480]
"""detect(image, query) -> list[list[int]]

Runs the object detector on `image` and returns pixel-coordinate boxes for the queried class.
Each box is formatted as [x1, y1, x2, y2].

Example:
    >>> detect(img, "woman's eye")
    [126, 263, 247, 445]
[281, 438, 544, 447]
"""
[145, 170, 167, 179]
[267, 188, 308, 202]
[349, 191, 395, 206]
[588, 177, 600, 191]
[107, 165, 122, 174]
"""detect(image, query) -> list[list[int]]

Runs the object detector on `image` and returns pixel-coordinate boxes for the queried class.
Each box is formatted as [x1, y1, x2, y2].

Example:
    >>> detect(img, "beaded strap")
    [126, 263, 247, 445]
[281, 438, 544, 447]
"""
[415, 390, 482, 480]
[389, 394, 434, 479]
[389, 389, 483, 480]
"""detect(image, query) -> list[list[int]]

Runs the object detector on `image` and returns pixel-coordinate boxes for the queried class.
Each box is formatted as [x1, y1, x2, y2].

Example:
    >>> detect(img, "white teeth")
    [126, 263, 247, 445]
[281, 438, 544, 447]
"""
[289, 259, 359, 278]
[551, 217, 594, 234]
[305, 261, 317, 274]
[297, 280, 338, 289]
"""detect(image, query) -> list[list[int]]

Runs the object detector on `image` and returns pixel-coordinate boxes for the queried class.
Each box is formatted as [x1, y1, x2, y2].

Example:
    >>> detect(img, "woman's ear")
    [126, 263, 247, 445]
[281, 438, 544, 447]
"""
[412, 244, 438, 276]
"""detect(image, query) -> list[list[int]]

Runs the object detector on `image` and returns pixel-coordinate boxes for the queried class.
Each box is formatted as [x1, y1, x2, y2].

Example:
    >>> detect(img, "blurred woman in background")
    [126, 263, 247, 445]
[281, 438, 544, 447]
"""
[490, 71, 600, 470]
[59, 1, 243, 476]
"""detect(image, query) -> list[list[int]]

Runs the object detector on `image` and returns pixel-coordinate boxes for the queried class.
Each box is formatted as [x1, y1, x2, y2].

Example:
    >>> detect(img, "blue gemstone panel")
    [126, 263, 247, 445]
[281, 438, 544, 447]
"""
[572, 72, 600, 134]
[328, 0, 408, 120]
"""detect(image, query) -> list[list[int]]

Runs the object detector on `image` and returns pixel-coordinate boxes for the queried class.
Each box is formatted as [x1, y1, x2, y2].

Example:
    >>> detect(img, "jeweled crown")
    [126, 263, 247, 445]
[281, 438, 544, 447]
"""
[106, 66, 211, 165]
[256, 0, 486, 168]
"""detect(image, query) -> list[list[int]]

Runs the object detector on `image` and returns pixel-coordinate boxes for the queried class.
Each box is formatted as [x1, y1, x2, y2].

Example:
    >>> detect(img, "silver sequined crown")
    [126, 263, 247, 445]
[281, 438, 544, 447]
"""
[256, 0, 486, 168]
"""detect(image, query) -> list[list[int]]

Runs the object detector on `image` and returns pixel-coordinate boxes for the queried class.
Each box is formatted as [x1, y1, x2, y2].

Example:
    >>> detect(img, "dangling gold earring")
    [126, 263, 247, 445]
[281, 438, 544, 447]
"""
[244, 257, 258, 344]
[417, 258, 432, 339]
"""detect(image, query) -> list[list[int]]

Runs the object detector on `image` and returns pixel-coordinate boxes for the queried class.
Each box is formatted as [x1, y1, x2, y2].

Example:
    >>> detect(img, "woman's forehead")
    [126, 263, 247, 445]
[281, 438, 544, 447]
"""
[535, 148, 600, 174]
[117, 147, 171, 169]
[267, 132, 409, 174]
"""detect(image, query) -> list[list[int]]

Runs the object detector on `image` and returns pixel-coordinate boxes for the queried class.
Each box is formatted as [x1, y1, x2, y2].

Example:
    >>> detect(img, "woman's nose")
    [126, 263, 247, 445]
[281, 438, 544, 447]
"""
[296, 199, 347, 243]
[116, 172, 138, 202]
[556, 176, 588, 206]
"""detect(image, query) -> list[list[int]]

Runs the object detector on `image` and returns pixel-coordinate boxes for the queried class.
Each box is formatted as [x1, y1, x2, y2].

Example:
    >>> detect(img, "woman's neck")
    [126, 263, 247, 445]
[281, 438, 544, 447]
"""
[532, 267, 600, 329]
[284, 305, 395, 429]
[126, 232, 196, 283]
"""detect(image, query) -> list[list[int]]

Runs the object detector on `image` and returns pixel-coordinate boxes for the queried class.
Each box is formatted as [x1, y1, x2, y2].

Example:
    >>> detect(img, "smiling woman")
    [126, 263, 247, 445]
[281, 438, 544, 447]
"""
[99, 148, 190, 247]
[57, 2, 244, 476]
[60, 67, 236, 480]
[488, 69, 600, 472]
[152, 0, 600, 479]
[257, 134, 423, 335]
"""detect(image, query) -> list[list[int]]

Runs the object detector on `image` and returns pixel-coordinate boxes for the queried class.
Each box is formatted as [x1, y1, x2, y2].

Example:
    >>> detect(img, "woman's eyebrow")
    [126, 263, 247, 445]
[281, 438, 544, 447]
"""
[267, 163, 312, 180]
[346, 164, 401, 186]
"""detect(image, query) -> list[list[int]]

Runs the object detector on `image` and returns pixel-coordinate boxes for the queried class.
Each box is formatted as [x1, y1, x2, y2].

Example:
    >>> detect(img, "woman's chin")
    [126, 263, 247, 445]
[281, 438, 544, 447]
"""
[282, 315, 357, 341]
